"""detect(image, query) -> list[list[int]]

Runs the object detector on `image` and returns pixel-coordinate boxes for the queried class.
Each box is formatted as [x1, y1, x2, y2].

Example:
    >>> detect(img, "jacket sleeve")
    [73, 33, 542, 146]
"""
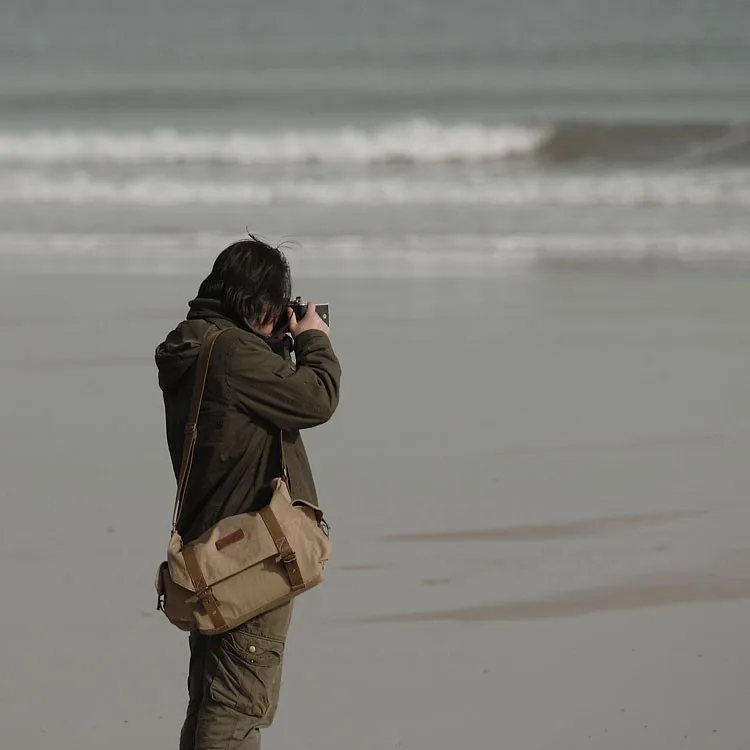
[229, 330, 341, 431]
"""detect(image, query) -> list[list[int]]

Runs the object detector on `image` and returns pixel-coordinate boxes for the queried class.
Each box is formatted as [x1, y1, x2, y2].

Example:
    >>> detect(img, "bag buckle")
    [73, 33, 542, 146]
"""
[281, 551, 297, 565]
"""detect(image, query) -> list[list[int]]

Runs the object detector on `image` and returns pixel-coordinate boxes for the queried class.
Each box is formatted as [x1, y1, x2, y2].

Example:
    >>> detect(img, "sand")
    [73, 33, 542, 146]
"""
[1, 265, 750, 749]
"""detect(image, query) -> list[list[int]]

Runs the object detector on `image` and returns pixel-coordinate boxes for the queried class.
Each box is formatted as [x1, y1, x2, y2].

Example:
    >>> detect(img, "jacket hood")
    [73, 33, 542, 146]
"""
[155, 298, 228, 391]
[155, 319, 205, 393]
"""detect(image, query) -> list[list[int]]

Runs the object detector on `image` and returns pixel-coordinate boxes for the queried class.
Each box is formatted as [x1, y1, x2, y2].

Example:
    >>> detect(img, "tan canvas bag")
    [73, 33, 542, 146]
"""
[155, 327, 332, 635]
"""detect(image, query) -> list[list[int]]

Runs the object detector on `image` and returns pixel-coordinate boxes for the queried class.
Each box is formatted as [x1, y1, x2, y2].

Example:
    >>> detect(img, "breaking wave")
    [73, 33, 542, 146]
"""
[0, 121, 545, 166]
[5, 169, 750, 206]
[1, 119, 749, 166]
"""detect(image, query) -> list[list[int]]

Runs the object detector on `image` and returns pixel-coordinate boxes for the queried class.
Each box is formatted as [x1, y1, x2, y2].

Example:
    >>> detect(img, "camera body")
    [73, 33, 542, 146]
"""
[289, 297, 329, 326]
[274, 296, 330, 335]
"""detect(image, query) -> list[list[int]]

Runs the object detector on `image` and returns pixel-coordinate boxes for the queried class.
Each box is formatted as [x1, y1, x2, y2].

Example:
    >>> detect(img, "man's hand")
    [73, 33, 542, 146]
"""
[288, 303, 330, 339]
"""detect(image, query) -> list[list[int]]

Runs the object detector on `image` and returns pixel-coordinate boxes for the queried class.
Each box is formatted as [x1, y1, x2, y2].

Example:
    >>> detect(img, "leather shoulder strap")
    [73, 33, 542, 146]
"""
[171, 327, 229, 531]
[280, 430, 289, 487]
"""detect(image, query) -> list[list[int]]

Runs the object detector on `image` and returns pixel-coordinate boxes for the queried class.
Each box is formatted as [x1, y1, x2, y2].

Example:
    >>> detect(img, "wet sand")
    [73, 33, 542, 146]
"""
[1, 265, 750, 749]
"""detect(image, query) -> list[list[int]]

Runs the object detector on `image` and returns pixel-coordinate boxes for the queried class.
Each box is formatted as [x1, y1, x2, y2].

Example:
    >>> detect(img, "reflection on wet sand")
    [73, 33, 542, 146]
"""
[364, 556, 750, 622]
[385, 510, 699, 543]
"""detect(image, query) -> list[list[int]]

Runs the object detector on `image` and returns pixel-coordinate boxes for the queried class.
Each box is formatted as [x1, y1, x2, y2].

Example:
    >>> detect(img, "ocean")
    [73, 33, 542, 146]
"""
[2, 0, 750, 275]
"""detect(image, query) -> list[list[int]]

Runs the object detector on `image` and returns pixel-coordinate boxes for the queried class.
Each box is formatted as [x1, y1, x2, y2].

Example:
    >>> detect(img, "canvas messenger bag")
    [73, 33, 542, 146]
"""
[155, 326, 332, 636]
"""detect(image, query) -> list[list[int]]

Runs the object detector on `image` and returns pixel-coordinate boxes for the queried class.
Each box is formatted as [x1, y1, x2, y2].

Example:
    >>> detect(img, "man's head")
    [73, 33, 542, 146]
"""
[196, 236, 292, 334]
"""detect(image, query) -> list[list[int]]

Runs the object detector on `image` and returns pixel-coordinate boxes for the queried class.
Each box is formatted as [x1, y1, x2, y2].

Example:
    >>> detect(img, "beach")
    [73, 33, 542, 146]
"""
[1, 263, 749, 749]
[3, 0, 750, 745]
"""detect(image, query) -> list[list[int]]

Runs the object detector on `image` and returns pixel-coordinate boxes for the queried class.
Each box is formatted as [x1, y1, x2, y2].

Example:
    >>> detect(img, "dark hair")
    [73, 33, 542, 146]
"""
[196, 236, 292, 327]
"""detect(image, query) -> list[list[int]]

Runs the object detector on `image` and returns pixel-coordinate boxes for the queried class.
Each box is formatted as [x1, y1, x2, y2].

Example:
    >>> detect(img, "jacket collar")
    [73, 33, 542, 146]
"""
[186, 297, 238, 329]
[186, 297, 290, 357]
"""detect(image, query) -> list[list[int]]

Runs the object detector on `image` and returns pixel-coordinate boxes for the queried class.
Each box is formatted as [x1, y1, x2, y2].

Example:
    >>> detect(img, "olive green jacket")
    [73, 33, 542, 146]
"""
[155, 298, 341, 543]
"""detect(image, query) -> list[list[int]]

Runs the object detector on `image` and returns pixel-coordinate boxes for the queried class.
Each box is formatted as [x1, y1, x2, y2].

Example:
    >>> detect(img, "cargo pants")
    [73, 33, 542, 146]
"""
[180, 601, 293, 750]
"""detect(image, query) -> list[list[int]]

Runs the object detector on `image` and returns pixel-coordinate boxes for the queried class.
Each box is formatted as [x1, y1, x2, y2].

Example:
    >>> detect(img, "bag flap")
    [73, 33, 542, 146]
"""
[168, 511, 279, 591]
[167, 477, 326, 591]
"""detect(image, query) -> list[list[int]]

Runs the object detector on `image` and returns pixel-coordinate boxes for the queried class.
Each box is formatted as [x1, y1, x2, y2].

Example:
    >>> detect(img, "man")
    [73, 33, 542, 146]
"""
[155, 236, 341, 750]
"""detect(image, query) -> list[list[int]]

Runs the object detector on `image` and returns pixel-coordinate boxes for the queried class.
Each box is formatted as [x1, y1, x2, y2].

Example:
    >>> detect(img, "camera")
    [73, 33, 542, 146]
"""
[289, 297, 329, 325]
[274, 296, 330, 334]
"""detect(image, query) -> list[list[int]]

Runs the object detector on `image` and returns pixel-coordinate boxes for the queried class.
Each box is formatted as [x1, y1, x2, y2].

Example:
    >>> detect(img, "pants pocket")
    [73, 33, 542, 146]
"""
[208, 627, 285, 720]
